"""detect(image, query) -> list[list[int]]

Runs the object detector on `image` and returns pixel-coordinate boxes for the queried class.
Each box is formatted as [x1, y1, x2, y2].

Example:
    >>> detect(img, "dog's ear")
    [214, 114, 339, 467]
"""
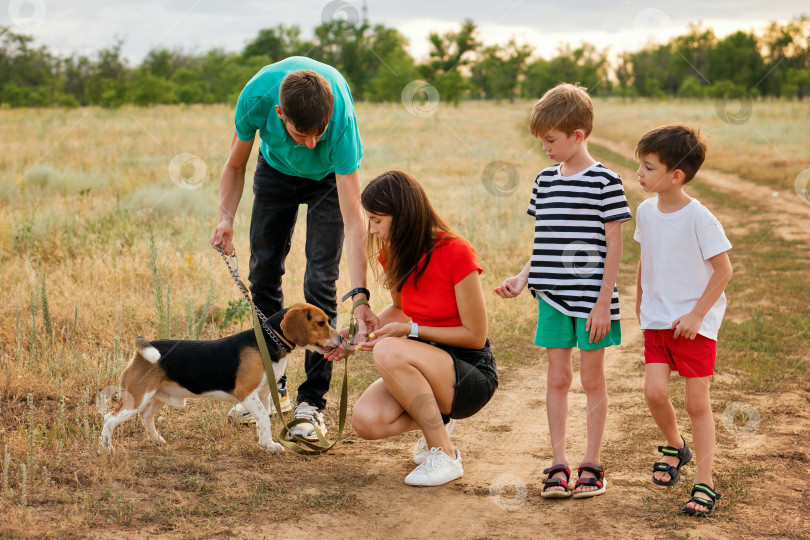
[280, 305, 310, 347]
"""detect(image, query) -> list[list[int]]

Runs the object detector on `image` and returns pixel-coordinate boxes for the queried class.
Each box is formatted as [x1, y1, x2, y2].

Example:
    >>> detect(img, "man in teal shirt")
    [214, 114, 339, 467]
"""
[211, 57, 378, 441]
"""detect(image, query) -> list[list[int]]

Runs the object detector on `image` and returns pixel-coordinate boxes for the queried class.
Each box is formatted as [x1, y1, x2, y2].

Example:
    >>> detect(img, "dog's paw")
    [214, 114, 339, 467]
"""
[261, 441, 285, 454]
[98, 436, 115, 453]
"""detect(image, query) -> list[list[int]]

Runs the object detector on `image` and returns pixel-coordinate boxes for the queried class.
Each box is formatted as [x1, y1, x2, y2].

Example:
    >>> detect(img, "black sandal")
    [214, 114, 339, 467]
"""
[540, 464, 572, 498]
[572, 463, 606, 499]
[682, 484, 721, 517]
[652, 435, 692, 486]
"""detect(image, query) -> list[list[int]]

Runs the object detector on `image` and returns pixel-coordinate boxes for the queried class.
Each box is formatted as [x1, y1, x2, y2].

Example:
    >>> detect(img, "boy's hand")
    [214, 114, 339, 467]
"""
[635, 299, 641, 322]
[672, 311, 703, 340]
[586, 302, 611, 344]
[494, 275, 528, 298]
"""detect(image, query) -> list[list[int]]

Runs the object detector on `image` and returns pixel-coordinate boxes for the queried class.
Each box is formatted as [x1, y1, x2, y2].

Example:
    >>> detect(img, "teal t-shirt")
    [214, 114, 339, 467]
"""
[234, 56, 363, 180]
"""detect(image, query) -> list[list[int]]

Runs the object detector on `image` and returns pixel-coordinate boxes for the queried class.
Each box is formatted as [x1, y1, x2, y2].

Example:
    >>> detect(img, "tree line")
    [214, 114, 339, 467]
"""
[1, 16, 808, 108]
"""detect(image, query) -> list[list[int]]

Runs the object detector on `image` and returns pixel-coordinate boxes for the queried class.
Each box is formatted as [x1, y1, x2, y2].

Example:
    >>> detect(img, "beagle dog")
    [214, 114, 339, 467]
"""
[100, 303, 341, 454]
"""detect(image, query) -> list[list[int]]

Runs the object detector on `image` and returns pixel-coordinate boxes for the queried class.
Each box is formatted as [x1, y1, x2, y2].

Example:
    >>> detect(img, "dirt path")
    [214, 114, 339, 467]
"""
[89, 150, 808, 540]
[591, 135, 810, 243]
[225, 149, 810, 540]
[233, 311, 806, 539]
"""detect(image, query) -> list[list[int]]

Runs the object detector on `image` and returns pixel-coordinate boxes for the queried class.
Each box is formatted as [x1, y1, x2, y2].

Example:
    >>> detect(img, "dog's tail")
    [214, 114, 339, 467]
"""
[135, 337, 161, 364]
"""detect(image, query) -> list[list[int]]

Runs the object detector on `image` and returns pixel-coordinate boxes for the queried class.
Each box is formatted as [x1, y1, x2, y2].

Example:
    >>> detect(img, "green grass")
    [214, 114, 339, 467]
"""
[1, 101, 808, 535]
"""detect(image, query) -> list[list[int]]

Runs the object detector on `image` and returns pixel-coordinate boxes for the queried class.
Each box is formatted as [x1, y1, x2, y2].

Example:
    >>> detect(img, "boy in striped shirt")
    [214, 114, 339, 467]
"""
[495, 83, 631, 499]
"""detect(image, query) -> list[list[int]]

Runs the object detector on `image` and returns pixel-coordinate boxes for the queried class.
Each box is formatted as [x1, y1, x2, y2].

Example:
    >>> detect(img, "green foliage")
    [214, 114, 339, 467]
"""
[218, 298, 250, 329]
[522, 43, 610, 98]
[706, 80, 744, 98]
[129, 70, 178, 105]
[418, 19, 479, 106]
[186, 279, 216, 339]
[1, 15, 809, 107]
[783, 67, 810, 99]
[39, 275, 53, 340]
[147, 233, 171, 339]
[678, 75, 706, 98]
[470, 40, 532, 101]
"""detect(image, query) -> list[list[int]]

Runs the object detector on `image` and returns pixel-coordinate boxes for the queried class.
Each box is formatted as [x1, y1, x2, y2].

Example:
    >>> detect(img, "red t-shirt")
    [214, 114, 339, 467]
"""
[379, 236, 483, 327]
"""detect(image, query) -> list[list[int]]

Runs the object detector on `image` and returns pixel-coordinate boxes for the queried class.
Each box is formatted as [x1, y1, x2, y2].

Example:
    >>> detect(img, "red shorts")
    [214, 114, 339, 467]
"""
[643, 329, 716, 378]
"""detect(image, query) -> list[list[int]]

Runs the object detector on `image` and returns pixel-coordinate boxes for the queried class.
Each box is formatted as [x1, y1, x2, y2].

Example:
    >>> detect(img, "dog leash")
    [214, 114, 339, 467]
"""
[217, 245, 364, 455]
[255, 298, 366, 454]
[216, 246, 290, 352]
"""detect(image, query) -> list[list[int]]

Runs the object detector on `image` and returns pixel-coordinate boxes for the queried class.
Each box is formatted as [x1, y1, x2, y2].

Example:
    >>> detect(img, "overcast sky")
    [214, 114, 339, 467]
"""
[2, 0, 807, 63]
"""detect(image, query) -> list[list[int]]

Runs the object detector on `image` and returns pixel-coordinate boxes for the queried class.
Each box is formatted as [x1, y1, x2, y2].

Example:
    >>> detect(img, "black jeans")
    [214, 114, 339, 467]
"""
[249, 153, 344, 410]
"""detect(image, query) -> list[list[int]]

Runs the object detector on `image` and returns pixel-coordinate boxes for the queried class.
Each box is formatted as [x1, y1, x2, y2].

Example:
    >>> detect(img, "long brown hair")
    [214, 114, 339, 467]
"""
[361, 171, 456, 291]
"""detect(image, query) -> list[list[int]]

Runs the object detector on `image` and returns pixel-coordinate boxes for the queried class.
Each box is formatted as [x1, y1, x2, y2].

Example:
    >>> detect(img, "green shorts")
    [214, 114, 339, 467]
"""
[533, 296, 622, 350]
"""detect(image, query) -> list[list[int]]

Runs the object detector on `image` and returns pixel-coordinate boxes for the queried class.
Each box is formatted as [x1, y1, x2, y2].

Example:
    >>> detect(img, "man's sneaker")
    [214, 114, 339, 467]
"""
[413, 419, 456, 464]
[404, 447, 464, 487]
[287, 402, 327, 442]
[273, 378, 293, 414]
[227, 382, 292, 424]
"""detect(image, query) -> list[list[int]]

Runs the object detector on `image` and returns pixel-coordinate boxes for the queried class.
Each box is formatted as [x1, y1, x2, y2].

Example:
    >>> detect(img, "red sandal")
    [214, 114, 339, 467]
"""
[572, 463, 606, 499]
[540, 464, 572, 498]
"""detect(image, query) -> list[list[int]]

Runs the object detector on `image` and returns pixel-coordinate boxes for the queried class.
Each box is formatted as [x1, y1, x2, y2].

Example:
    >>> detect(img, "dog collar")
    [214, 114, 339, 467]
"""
[264, 322, 293, 353]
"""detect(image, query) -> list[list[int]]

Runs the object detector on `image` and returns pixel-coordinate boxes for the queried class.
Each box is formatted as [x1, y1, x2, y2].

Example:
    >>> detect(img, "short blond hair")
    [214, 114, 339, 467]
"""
[529, 83, 594, 138]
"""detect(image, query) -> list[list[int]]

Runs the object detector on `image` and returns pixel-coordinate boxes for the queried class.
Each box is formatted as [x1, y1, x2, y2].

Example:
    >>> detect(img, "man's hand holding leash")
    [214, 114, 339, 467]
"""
[210, 221, 235, 256]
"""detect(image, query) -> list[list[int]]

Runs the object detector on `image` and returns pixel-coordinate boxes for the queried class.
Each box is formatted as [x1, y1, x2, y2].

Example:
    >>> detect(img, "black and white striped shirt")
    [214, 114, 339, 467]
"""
[527, 162, 632, 319]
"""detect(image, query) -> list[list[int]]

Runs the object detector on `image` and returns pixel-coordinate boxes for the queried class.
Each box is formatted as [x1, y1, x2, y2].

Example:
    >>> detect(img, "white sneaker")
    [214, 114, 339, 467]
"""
[288, 402, 327, 442]
[413, 419, 456, 464]
[228, 390, 291, 424]
[405, 447, 463, 487]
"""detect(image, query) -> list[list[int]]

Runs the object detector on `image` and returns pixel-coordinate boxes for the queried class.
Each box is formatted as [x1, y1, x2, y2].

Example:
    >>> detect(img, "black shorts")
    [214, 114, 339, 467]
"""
[408, 337, 498, 420]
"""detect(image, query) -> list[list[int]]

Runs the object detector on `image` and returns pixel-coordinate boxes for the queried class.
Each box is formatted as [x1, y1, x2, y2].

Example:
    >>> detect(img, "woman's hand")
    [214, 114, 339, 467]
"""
[356, 322, 410, 351]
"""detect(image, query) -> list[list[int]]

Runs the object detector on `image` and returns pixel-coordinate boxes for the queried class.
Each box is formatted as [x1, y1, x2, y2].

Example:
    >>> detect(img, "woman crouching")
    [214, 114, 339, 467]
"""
[351, 170, 498, 487]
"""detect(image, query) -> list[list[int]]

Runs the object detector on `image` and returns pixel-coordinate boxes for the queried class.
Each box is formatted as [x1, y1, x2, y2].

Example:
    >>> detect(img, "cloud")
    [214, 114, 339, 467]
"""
[1, 0, 806, 62]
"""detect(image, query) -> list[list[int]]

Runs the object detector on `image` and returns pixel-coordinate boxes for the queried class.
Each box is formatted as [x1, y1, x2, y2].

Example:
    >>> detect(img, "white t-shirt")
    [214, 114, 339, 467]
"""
[633, 198, 732, 340]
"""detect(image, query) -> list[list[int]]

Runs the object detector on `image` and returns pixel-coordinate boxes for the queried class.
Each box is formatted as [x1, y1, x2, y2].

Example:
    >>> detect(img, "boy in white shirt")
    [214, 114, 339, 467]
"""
[634, 124, 733, 518]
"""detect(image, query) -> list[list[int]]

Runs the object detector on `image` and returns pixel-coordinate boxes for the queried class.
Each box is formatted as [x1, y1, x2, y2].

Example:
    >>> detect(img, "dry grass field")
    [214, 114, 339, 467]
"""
[0, 99, 808, 538]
